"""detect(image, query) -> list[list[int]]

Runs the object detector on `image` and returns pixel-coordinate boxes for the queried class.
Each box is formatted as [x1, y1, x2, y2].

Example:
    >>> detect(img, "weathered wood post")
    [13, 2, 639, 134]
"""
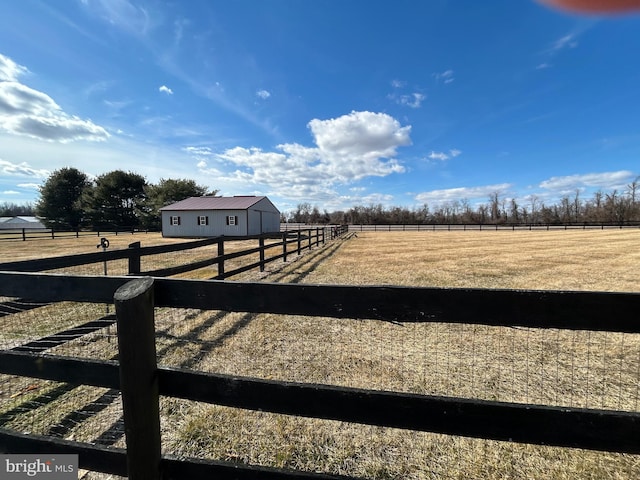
[128, 241, 141, 275]
[259, 237, 265, 272]
[22, 228, 26, 241]
[217, 239, 225, 278]
[282, 232, 288, 262]
[114, 277, 161, 480]
[297, 230, 302, 255]
[308, 228, 312, 250]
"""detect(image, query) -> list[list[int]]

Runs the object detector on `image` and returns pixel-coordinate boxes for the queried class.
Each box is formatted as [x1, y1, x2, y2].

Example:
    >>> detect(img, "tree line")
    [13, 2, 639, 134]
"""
[34, 167, 216, 230]
[1, 202, 35, 217]
[286, 180, 640, 226]
[8, 167, 639, 228]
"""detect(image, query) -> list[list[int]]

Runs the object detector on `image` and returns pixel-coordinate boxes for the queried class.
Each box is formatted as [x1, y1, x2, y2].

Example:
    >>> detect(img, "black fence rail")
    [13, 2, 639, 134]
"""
[0, 272, 639, 479]
[0, 227, 150, 242]
[0, 228, 332, 279]
[349, 222, 640, 232]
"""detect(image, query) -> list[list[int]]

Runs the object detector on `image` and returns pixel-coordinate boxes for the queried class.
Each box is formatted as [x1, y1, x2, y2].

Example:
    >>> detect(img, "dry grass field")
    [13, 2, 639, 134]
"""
[0, 232, 186, 262]
[1, 229, 640, 479]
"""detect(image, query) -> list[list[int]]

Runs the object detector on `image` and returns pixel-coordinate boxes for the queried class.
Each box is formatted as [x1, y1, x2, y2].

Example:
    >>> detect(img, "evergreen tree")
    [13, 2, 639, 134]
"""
[35, 167, 91, 229]
[84, 170, 146, 228]
[142, 178, 212, 229]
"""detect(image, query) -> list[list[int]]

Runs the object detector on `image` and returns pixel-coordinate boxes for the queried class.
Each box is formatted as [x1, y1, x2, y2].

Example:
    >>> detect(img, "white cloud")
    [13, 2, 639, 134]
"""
[434, 69, 454, 84]
[0, 131, 203, 189]
[159, 85, 173, 95]
[539, 171, 635, 193]
[309, 111, 410, 160]
[388, 79, 426, 108]
[193, 111, 411, 202]
[2, 190, 19, 195]
[0, 53, 28, 82]
[183, 146, 212, 156]
[428, 151, 449, 161]
[426, 149, 462, 162]
[0, 53, 109, 143]
[415, 183, 512, 205]
[397, 92, 425, 108]
[538, 32, 581, 67]
[551, 34, 578, 52]
[17, 183, 40, 189]
[256, 89, 271, 99]
[0, 159, 49, 177]
[80, 0, 154, 37]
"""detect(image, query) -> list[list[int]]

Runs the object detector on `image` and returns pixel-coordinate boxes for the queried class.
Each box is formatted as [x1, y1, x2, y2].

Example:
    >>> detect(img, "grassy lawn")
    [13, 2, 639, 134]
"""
[1, 229, 639, 479]
[159, 230, 640, 479]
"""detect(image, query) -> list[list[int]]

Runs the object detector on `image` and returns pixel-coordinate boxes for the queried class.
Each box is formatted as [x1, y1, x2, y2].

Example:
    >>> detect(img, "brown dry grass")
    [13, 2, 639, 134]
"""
[1, 230, 640, 479]
[0, 232, 187, 262]
[300, 230, 640, 291]
[155, 230, 640, 479]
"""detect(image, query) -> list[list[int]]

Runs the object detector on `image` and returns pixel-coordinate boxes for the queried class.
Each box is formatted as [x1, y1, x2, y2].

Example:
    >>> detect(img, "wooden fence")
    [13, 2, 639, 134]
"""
[0, 272, 639, 479]
[348, 222, 640, 232]
[0, 228, 329, 279]
[5, 222, 636, 241]
[0, 227, 148, 242]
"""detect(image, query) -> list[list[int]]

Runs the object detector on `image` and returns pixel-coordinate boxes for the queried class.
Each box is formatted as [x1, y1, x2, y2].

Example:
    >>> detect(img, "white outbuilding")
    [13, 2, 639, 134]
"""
[0, 216, 46, 230]
[160, 196, 281, 238]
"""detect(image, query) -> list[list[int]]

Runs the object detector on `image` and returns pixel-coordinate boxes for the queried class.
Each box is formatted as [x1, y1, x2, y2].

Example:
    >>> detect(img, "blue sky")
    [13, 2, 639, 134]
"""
[0, 0, 639, 213]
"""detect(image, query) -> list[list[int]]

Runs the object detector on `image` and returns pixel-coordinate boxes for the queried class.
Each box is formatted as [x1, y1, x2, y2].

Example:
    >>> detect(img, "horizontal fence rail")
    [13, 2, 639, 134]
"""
[1, 349, 638, 455]
[0, 272, 638, 332]
[1, 273, 639, 478]
[0, 227, 148, 241]
[0, 429, 354, 480]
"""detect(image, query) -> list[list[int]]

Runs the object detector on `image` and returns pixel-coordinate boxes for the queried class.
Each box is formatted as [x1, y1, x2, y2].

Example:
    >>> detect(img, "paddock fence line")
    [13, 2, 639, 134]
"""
[0, 272, 638, 479]
[347, 221, 640, 232]
[5, 221, 635, 241]
[0, 226, 150, 242]
[0, 227, 335, 279]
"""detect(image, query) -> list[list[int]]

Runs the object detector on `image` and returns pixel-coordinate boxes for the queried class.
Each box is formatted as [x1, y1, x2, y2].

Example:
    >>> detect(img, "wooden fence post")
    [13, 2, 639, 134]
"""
[282, 232, 288, 262]
[114, 277, 161, 480]
[128, 241, 141, 275]
[22, 228, 26, 241]
[259, 237, 265, 272]
[297, 230, 302, 255]
[308, 229, 312, 250]
[217, 240, 225, 278]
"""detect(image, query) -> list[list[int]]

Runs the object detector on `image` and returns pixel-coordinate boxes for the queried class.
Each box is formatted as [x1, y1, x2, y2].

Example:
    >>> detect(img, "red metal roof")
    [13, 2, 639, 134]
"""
[159, 196, 269, 211]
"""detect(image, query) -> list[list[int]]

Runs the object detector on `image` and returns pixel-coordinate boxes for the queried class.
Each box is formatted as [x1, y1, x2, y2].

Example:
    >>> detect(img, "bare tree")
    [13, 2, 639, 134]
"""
[509, 198, 519, 223]
[528, 195, 540, 224]
[488, 191, 501, 223]
[573, 189, 582, 223]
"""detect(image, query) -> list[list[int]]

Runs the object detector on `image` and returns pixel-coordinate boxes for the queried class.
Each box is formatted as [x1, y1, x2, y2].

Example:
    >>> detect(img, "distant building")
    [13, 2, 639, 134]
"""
[160, 196, 280, 238]
[0, 216, 46, 230]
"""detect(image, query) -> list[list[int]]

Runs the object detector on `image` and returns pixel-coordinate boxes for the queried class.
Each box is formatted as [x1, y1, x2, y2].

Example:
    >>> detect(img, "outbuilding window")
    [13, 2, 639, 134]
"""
[171, 216, 181, 226]
[226, 215, 238, 226]
[198, 215, 209, 225]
